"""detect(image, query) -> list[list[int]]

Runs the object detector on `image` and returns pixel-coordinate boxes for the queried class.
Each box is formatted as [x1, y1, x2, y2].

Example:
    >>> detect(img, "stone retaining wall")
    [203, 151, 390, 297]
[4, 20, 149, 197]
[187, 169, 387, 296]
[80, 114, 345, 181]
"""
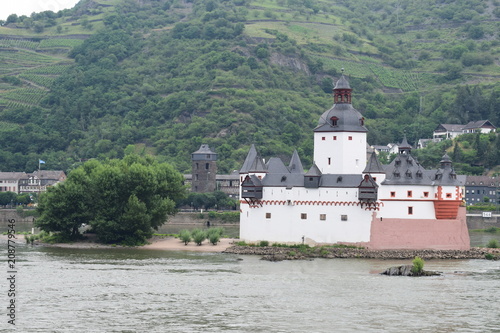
[224, 246, 500, 260]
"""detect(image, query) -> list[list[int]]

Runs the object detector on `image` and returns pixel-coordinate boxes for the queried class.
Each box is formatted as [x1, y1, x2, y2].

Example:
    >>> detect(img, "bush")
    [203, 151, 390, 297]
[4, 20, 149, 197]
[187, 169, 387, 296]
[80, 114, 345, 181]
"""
[179, 229, 191, 245]
[288, 251, 296, 257]
[259, 240, 269, 247]
[235, 241, 247, 246]
[486, 239, 499, 248]
[411, 256, 425, 275]
[191, 229, 206, 245]
[208, 233, 220, 245]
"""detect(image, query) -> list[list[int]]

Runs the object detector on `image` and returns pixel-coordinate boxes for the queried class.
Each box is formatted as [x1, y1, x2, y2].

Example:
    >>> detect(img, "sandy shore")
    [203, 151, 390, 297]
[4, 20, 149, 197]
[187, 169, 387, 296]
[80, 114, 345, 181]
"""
[0, 234, 236, 252]
[141, 236, 236, 252]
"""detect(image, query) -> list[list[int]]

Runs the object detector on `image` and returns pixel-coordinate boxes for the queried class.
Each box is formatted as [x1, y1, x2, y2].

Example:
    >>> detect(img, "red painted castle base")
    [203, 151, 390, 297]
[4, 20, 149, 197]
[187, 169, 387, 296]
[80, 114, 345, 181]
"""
[368, 207, 470, 250]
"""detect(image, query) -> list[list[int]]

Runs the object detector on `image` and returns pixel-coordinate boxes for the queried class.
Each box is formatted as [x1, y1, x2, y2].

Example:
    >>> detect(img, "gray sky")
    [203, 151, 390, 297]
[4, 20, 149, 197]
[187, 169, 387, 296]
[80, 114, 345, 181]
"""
[1, 0, 80, 21]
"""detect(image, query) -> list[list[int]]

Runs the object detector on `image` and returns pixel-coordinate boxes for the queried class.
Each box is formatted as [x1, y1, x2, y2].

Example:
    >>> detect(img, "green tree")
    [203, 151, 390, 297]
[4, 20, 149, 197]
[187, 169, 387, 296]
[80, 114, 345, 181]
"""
[36, 155, 186, 244]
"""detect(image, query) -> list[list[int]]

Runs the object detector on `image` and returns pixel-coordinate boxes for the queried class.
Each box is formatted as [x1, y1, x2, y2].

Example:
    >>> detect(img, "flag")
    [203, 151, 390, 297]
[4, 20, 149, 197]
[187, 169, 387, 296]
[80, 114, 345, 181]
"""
[39, 160, 45, 164]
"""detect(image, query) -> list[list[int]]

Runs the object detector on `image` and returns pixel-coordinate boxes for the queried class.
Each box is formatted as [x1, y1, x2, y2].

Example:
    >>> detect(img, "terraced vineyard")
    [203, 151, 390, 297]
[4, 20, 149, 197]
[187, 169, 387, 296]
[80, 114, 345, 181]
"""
[2, 88, 48, 107]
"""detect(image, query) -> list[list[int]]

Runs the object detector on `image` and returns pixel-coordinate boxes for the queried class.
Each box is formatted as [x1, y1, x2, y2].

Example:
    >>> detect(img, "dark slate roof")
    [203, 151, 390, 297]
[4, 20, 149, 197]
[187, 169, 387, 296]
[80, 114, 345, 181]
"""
[463, 120, 496, 130]
[363, 153, 386, 173]
[465, 175, 499, 187]
[319, 174, 364, 188]
[334, 75, 351, 90]
[315, 103, 368, 133]
[262, 173, 305, 187]
[266, 157, 290, 174]
[382, 152, 463, 186]
[398, 136, 412, 150]
[382, 153, 433, 185]
[192, 144, 217, 155]
[240, 145, 267, 174]
[434, 124, 464, 132]
[305, 163, 322, 176]
[288, 150, 304, 174]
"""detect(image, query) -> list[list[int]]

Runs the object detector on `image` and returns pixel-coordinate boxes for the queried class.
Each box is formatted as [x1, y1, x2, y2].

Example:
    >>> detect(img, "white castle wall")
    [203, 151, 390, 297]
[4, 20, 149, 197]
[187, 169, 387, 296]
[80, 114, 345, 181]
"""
[240, 186, 373, 244]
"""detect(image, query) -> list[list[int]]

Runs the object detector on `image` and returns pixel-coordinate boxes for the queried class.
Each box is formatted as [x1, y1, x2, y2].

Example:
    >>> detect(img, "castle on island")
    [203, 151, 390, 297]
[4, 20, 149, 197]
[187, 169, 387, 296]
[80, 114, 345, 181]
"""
[239, 75, 470, 250]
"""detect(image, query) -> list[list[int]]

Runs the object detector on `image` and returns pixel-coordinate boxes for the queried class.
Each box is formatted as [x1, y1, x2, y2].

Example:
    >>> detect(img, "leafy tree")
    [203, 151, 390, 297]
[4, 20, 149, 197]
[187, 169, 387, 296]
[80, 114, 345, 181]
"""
[36, 155, 186, 244]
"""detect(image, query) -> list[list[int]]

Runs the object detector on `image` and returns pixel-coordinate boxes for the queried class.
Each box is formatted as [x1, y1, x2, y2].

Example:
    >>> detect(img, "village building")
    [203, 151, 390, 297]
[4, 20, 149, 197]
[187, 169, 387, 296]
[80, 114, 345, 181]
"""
[239, 76, 470, 250]
[464, 176, 500, 205]
[0, 170, 66, 194]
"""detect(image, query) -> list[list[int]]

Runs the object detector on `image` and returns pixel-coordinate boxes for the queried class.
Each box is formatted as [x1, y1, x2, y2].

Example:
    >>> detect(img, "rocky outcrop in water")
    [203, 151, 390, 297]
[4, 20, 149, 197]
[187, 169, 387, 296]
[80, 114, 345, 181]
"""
[381, 265, 441, 276]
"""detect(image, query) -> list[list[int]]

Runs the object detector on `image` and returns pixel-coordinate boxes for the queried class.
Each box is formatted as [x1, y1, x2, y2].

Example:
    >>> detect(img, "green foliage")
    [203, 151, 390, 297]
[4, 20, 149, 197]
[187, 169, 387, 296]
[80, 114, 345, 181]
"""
[36, 155, 186, 245]
[179, 229, 192, 245]
[486, 239, 499, 249]
[191, 229, 207, 245]
[259, 240, 269, 247]
[411, 256, 425, 275]
[0, 0, 498, 176]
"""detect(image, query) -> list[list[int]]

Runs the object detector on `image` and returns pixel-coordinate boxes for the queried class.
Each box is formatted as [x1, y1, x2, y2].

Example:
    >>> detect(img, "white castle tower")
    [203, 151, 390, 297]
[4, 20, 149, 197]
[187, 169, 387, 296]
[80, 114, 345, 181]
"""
[313, 75, 367, 174]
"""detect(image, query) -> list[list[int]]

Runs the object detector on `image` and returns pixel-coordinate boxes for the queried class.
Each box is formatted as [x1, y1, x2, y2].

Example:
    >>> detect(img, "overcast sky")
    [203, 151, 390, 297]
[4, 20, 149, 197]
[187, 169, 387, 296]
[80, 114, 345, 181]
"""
[1, 0, 80, 21]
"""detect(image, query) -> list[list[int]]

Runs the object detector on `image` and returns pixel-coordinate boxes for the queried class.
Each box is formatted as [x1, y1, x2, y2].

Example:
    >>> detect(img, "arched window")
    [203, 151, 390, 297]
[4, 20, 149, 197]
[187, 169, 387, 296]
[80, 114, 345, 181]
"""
[331, 116, 339, 126]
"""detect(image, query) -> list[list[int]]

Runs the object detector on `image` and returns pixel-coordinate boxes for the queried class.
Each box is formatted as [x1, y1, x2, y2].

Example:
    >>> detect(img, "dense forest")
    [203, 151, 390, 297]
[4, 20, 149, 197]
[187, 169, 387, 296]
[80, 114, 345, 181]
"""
[0, 0, 499, 175]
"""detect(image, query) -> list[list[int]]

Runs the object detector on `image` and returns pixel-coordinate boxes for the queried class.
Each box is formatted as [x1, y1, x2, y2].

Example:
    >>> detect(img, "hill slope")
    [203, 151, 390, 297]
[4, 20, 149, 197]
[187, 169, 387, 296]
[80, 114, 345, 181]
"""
[0, 0, 499, 174]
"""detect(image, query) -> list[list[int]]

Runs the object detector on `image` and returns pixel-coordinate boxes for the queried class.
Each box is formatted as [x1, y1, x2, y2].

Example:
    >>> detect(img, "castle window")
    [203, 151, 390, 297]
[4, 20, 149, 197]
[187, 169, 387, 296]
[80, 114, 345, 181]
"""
[446, 193, 452, 198]
[360, 117, 364, 126]
[373, 177, 377, 181]
[195, 174, 199, 180]
[408, 207, 413, 215]
[206, 154, 211, 159]
[301, 213, 307, 220]
[333, 136, 337, 140]
[395, 160, 401, 166]
[423, 192, 429, 198]
[205, 163, 210, 170]
[322, 137, 326, 140]
[393, 171, 400, 178]
[341, 215, 348, 221]
[196, 163, 199, 170]
[407, 191, 412, 198]
[348, 136, 352, 140]
[390, 191, 396, 198]
[328, 158, 331, 165]
[266, 213, 271, 219]
[331, 116, 339, 126]
[320, 214, 326, 221]
[416, 171, 422, 179]
[405, 170, 412, 178]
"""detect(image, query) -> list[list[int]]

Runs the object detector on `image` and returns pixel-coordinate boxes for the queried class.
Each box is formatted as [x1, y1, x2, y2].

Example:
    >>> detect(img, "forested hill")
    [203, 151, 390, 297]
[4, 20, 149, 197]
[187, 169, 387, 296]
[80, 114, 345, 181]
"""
[0, 0, 499, 175]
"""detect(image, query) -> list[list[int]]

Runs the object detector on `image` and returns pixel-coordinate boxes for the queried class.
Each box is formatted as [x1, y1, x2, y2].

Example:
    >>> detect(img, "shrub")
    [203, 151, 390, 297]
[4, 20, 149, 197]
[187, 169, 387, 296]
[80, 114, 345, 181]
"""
[411, 256, 425, 275]
[259, 240, 269, 247]
[486, 239, 499, 248]
[179, 229, 191, 245]
[235, 241, 247, 246]
[288, 251, 296, 257]
[208, 233, 220, 245]
[485, 253, 496, 260]
[191, 229, 206, 245]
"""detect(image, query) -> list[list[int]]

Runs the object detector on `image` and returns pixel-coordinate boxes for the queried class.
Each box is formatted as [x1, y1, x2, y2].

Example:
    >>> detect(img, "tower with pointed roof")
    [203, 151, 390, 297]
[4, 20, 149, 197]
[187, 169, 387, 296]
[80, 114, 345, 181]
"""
[191, 144, 218, 193]
[314, 75, 367, 174]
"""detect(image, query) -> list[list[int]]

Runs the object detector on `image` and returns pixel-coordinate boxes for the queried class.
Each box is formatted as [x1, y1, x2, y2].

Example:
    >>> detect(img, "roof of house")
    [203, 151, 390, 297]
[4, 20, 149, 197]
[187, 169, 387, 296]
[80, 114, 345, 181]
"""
[434, 124, 464, 132]
[0, 172, 26, 180]
[463, 120, 496, 130]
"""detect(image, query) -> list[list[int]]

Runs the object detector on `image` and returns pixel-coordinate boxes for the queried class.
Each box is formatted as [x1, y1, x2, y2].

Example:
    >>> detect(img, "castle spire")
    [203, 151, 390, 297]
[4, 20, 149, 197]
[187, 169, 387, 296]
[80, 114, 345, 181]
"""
[333, 72, 352, 104]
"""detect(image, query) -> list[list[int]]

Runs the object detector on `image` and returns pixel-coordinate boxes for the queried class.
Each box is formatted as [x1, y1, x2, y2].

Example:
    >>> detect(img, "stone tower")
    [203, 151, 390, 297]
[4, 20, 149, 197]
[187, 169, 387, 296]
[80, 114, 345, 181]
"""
[191, 144, 217, 192]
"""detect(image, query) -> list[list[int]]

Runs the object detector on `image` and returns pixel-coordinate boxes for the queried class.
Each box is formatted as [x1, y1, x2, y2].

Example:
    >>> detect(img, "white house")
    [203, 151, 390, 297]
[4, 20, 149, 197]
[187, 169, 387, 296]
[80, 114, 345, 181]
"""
[239, 76, 470, 250]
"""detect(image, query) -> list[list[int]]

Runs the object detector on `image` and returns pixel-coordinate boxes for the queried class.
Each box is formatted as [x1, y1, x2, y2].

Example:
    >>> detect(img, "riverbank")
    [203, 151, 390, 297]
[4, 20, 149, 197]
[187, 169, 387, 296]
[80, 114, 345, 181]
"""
[1, 233, 237, 252]
[223, 245, 500, 260]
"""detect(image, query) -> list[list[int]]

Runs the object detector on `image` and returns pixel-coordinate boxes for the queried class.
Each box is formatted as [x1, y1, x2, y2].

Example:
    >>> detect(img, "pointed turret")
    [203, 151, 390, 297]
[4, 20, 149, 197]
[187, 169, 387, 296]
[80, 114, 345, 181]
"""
[240, 144, 267, 174]
[288, 150, 304, 174]
[398, 135, 412, 155]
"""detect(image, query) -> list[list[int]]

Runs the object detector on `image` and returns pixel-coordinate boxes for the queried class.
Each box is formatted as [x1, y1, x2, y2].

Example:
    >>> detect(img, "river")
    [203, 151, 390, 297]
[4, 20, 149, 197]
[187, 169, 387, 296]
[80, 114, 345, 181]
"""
[1, 235, 499, 332]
